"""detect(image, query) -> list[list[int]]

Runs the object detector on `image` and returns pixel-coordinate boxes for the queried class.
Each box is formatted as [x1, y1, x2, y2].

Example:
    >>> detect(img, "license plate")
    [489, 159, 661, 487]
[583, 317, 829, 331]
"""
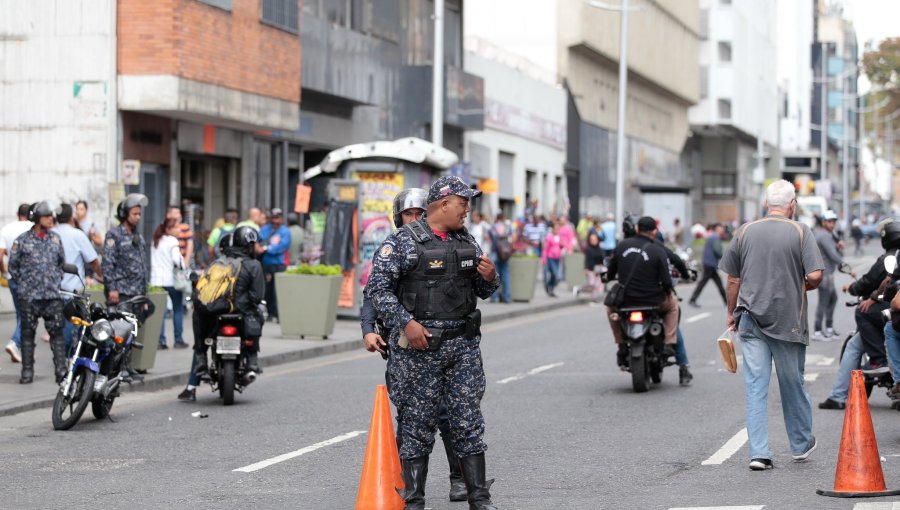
[216, 337, 241, 355]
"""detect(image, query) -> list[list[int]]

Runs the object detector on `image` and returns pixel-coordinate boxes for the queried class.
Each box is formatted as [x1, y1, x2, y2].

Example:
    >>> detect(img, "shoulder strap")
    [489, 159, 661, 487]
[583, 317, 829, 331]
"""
[403, 220, 432, 244]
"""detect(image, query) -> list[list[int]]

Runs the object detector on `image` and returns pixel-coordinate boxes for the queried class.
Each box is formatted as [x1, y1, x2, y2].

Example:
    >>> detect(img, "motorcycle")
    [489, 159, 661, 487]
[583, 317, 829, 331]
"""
[200, 314, 259, 406]
[610, 305, 671, 392]
[52, 264, 147, 430]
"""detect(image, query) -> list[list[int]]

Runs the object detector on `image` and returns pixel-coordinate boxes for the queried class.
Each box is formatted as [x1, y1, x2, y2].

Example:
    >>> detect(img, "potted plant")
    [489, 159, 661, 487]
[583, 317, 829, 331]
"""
[509, 253, 540, 302]
[275, 264, 343, 339]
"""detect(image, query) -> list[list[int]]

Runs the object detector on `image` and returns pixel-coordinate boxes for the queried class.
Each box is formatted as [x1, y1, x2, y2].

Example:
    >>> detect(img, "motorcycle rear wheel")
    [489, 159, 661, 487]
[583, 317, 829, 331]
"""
[52, 367, 95, 431]
[221, 360, 236, 406]
[631, 354, 650, 393]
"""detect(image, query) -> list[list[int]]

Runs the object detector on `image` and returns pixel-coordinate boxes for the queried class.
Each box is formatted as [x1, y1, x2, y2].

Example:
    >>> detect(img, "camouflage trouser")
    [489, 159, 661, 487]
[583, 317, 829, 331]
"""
[388, 334, 487, 460]
[20, 299, 65, 356]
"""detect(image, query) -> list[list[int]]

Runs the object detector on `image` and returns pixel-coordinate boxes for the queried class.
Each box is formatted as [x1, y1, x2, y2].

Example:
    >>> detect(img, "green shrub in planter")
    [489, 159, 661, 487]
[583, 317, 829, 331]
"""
[276, 265, 343, 339]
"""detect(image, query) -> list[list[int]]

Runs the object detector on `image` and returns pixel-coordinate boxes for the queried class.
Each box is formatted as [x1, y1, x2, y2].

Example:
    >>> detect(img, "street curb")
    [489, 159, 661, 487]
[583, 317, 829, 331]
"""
[0, 298, 586, 418]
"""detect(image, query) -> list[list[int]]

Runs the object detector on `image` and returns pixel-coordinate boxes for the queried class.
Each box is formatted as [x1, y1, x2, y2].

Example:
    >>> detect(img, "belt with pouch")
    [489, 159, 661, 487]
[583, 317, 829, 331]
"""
[424, 325, 468, 350]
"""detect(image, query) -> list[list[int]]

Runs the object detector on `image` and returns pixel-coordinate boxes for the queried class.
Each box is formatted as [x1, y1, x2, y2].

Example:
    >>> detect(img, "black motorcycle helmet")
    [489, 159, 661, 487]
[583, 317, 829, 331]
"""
[392, 188, 427, 228]
[881, 220, 900, 251]
[227, 226, 259, 257]
[622, 213, 639, 238]
[116, 193, 148, 222]
[27, 201, 60, 222]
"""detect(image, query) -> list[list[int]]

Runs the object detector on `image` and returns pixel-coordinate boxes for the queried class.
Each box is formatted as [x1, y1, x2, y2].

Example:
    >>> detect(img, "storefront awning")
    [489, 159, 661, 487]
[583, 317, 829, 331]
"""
[303, 137, 459, 180]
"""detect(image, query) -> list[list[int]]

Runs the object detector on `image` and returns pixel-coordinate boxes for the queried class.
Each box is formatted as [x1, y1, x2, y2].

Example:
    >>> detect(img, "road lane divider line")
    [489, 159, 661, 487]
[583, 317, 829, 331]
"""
[816, 357, 835, 366]
[233, 430, 367, 473]
[496, 362, 565, 385]
[701, 428, 748, 466]
[685, 312, 711, 324]
[851, 504, 900, 510]
[804, 373, 819, 382]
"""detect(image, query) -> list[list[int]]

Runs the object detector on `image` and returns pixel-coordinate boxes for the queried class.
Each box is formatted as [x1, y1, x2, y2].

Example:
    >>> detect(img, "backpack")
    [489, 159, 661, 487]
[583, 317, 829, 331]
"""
[194, 256, 243, 314]
[491, 227, 513, 262]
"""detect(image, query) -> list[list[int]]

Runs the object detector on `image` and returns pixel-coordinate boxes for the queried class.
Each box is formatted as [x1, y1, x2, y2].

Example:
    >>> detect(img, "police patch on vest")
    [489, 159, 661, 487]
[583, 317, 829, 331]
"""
[429, 259, 444, 270]
[460, 259, 474, 269]
[380, 245, 393, 257]
[106, 238, 115, 248]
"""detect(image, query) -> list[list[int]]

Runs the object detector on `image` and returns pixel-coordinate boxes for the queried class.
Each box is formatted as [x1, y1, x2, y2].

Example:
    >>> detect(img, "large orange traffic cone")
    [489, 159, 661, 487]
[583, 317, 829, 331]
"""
[817, 370, 900, 497]
[356, 384, 406, 510]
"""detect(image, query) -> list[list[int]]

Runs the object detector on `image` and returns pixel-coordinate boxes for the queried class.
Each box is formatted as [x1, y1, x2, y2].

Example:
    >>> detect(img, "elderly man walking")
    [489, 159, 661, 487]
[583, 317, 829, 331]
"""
[719, 179, 824, 471]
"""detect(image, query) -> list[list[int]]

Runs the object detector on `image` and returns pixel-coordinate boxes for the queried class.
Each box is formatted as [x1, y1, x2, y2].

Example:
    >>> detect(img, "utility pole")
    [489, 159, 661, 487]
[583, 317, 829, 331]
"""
[431, 0, 444, 147]
[841, 94, 849, 226]
[613, 0, 629, 238]
[820, 42, 828, 183]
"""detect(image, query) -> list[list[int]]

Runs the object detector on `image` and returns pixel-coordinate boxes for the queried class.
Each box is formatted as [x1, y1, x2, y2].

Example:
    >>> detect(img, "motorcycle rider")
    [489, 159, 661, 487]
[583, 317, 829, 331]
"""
[178, 226, 265, 401]
[8, 201, 67, 384]
[606, 216, 680, 368]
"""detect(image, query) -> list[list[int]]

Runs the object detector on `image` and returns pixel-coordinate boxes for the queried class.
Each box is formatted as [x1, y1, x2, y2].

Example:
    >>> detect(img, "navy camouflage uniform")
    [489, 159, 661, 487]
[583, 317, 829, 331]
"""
[102, 223, 148, 300]
[366, 221, 499, 460]
[8, 228, 67, 377]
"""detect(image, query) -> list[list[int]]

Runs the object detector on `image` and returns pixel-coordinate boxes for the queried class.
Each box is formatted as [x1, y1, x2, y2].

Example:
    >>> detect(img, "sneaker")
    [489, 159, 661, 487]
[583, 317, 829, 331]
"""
[679, 365, 693, 386]
[825, 327, 839, 338]
[792, 436, 817, 461]
[177, 388, 196, 402]
[5, 341, 21, 363]
[157, 343, 169, 350]
[173, 342, 189, 349]
[818, 398, 846, 410]
[688, 300, 701, 308]
[749, 458, 774, 470]
[888, 383, 900, 400]
[812, 331, 824, 341]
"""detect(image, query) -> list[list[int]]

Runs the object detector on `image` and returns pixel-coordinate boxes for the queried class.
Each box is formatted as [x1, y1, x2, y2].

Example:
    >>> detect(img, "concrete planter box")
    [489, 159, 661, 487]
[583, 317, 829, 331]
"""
[132, 291, 168, 371]
[565, 253, 587, 288]
[509, 257, 540, 302]
[275, 274, 342, 339]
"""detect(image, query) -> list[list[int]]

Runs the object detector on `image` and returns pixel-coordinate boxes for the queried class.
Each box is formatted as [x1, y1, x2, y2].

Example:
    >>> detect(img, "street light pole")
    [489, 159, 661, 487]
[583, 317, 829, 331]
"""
[820, 42, 828, 183]
[431, 0, 444, 147]
[614, 0, 629, 238]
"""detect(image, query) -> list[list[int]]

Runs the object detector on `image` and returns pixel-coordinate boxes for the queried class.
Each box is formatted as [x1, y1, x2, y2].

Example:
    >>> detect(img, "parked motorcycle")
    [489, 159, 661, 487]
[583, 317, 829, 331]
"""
[200, 314, 259, 406]
[610, 306, 671, 392]
[52, 265, 147, 430]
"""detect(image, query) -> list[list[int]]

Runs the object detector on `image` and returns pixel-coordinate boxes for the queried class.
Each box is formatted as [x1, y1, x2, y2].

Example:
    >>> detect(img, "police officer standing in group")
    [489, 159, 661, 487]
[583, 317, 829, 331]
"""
[366, 176, 500, 510]
[8, 202, 67, 384]
[102, 194, 149, 306]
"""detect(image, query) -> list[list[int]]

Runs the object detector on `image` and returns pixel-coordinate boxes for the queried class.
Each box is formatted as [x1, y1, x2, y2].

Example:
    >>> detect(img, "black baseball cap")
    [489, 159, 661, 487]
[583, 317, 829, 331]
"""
[637, 216, 658, 232]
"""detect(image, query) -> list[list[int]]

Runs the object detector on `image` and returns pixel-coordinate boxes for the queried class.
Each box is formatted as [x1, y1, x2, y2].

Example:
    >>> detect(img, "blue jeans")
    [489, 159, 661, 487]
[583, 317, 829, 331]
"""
[491, 257, 511, 303]
[188, 351, 200, 387]
[675, 327, 689, 366]
[8, 278, 21, 347]
[885, 323, 900, 382]
[827, 333, 864, 404]
[159, 287, 185, 345]
[545, 258, 560, 292]
[738, 313, 813, 460]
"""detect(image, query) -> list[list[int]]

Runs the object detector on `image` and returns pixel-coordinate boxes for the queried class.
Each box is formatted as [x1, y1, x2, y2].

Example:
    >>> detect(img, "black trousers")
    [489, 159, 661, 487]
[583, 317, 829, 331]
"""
[263, 264, 286, 319]
[689, 265, 727, 304]
[856, 301, 889, 365]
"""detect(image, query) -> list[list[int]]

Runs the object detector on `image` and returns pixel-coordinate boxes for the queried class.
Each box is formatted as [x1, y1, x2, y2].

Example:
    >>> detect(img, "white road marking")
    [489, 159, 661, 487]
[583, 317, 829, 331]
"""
[685, 312, 711, 324]
[804, 373, 820, 382]
[701, 428, 748, 466]
[233, 430, 367, 473]
[670, 507, 765, 510]
[852, 503, 900, 510]
[816, 357, 835, 366]
[496, 362, 565, 384]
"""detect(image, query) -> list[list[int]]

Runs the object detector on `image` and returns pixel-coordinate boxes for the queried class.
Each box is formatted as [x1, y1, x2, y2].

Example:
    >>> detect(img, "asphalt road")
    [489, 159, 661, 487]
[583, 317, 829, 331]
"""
[1, 256, 899, 509]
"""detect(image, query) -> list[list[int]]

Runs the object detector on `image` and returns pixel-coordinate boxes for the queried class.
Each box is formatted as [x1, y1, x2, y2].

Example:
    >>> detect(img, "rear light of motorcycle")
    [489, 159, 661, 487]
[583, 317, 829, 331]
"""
[243, 340, 255, 347]
[220, 325, 239, 337]
[628, 311, 644, 322]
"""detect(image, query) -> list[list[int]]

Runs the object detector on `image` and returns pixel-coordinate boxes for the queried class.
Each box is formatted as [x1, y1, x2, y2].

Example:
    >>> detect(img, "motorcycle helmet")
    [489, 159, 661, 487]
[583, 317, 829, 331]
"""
[116, 193, 149, 222]
[392, 188, 427, 228]
[881, 220, 900, 251]
[622, 213, 639, 238]
[27, 201, 60, 222]
[218, 231, 234, 252]
[229, 226, 259, 249]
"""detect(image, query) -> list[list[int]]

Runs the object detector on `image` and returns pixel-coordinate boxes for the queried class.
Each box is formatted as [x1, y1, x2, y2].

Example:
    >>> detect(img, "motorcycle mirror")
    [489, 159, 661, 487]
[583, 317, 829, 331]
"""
[838, 262, 853, 275]
[885, 255, 898, 276]
[62, 263, 78, 275]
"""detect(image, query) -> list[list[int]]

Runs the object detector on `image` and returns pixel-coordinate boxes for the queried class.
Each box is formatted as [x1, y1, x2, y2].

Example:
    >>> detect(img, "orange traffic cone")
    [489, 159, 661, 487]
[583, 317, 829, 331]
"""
[818, 370, 900, 497]
[356, 384, 406, 510]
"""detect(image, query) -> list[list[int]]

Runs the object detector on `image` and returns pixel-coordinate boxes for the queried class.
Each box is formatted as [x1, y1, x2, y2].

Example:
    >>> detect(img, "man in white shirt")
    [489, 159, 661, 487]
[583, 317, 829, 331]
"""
[53, 204, 103, 351]
[0, 204, 34, 362]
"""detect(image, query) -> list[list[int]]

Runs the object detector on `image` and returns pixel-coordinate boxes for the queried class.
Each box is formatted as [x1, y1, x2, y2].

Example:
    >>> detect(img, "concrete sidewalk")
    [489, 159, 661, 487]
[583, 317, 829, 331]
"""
[0, 290, 587, 417]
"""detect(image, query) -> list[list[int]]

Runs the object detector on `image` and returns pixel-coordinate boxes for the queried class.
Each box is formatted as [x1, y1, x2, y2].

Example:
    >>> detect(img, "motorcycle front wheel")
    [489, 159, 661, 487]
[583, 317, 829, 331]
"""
[220, 360, 236, 406]
[52, 367, 95, 431]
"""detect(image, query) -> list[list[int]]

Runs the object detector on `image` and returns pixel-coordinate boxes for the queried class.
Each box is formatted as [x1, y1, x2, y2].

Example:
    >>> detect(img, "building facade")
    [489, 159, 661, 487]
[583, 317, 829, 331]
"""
[556, 0, 700, 231]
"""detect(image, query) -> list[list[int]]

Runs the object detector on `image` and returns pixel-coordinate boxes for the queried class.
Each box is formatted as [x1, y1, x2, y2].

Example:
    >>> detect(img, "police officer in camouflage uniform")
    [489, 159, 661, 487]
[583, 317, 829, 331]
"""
[102, 194, 149, 306]
[8, 201, 67, 384]
[366, 176, 501, 510]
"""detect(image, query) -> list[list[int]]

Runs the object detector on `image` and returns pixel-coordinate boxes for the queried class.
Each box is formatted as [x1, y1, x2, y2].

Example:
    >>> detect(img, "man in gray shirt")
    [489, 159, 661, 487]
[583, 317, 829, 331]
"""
[719, 179, 824, 471]
[813, 210, 846, 340]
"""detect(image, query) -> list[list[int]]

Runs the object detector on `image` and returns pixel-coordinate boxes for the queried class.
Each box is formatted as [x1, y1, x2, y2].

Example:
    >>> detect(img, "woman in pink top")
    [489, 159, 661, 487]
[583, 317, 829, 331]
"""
[542, 223, 563, 297]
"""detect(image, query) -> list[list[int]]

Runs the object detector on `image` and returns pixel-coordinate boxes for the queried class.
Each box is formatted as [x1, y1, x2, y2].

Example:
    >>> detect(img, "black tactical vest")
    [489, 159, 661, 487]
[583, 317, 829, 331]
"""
[397, 220, 478, 321]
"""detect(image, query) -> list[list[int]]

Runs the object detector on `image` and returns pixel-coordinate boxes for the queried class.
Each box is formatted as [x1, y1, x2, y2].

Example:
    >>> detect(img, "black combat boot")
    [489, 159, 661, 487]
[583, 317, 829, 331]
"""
[19, 340, 35, 384]
[441, 434, 467, 501]
[194, 349, 209, 376]
[50, 335, 68, 384]
[246, 352, 261, 374]
[459, 453, 498, 510]
[397, 456, 429, 510]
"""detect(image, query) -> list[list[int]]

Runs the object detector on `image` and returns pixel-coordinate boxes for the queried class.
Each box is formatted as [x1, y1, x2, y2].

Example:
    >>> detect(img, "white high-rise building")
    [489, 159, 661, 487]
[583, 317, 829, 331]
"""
[777, 0, 814, 153]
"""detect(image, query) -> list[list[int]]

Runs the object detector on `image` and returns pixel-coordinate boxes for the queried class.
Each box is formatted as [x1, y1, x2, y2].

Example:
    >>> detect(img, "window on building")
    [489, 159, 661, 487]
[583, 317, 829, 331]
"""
[718, 99, 732, 120]
[323, 0, 351, 29]
[702, 172, 736, 197]
[718, 41, 732, 63]
[261, 0, 299, 33]
[198, 0, 232, 10]
[700, 66, 708, 99]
